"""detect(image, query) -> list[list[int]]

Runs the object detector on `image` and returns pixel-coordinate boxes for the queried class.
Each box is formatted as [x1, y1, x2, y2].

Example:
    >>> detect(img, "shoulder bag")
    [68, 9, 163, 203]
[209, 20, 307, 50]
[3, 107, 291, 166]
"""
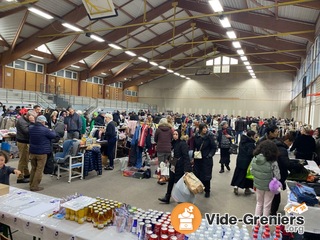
[194, 142, 204, 159]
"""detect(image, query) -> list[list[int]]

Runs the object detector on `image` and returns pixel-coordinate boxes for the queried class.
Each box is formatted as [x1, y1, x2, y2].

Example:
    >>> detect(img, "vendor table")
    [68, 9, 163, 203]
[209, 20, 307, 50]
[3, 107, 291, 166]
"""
[0, 187, 136, 240]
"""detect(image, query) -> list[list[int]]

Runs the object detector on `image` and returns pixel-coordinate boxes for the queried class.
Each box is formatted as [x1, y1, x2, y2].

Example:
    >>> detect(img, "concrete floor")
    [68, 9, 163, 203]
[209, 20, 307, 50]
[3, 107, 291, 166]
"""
[5, 153, 288, 239]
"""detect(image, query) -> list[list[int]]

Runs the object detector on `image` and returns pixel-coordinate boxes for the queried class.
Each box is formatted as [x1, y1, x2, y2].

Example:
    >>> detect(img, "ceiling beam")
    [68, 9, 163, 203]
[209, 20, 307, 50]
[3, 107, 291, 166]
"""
[0, 4, 87, 66]
[11, 10, 29, 51]
[105, 35, 207, 85]
[178, 0, 315, 42]
[0, 6, 26, 18]
[194, 19, 305, 58]
[85, 20, 193, 79]
[46, 0, 174, 74]
[273, 0, 320, 9]
[57, 35, 79, 62]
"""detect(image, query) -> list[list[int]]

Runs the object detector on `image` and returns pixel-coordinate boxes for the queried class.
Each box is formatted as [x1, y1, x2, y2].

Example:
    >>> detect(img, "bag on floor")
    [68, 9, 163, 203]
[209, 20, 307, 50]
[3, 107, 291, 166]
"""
[183, 172, 205, 194]
[172, 177, 195, 203]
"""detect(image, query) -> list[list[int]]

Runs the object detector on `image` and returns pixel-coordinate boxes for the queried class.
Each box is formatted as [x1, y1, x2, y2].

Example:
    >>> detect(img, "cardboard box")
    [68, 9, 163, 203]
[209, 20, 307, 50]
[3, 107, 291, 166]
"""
[0, 183, 9, 196]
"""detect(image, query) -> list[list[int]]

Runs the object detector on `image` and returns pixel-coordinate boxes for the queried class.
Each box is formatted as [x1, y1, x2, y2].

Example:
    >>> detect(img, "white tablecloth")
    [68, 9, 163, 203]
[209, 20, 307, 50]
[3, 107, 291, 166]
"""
[0, 187, 136, 240]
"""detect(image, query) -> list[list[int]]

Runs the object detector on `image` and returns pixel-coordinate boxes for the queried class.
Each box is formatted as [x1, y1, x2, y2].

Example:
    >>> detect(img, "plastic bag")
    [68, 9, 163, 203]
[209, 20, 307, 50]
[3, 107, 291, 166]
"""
[172, 177, 195, 203]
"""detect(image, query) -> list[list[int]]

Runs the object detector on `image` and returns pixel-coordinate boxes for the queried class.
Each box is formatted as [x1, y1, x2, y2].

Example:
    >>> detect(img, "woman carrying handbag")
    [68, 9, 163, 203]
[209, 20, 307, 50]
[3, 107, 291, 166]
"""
[158, 129, 192, 204]
[193, 123, 217, 198]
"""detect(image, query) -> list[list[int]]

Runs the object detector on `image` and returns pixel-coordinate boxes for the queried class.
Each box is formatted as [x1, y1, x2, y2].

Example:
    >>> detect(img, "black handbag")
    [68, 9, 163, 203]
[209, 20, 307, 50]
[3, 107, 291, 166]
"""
[229, 143, 238, 154]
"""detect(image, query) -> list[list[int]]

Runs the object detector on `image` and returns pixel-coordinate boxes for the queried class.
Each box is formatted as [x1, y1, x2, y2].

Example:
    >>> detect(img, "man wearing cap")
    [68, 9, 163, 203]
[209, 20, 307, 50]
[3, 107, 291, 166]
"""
[15, 110, 37, 183]
[28, 115, 56, 191]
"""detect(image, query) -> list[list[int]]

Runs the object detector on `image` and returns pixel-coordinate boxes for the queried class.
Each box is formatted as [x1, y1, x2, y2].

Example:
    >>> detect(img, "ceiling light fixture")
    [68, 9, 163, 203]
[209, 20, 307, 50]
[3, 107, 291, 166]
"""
[241, 56, 248, 61]
[186, 77, 191, 80]
[30, 54, 44, 59]
[174, 72, 180, 76]
[248, 69, 254, 73]
[246, 66, 252, 70]
[208, 0, 224, 12]
[28, 7, 54, 20]
[219, 15, 231, 28]
[232, 41, 241, 49]
[108, 43, 122, 50]
[167, 69, 174, 73]
[180, 75, 186, 78]
[158, 66, 166, 70]
[149, 61, 158, 66]
[244, 61, 250, 66]
[101, 72, 107, 75]
[226, 31, 237, 39]
[125, 51, 136, 57]
[71, 65, 80, 68]
[62, 23, 82, 32]
[89, 34, 105, 42]
[237, 49, 245, 55]
[138, 56, 148, 62]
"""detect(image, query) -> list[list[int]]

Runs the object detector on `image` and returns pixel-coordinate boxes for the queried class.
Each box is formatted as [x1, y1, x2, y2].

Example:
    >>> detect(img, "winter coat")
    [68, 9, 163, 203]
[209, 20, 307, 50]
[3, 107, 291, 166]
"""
[154, 123, 172, 153]
[94, 115, 105, 126]
[273, 138, 290, 190]
[29, 122, 56, 155]
[251, 154, 281, 191]
[315, 137, 320, 165]
[171, 139, 192, 183]
[217, 128, 233, 148]
[16, 115, 31, 143]
[64, 113, 82, 132]
[0, 165, 15, 185]
[193, 131, 217, 182]
[102, 121, 117, 141]
[235, 118, 246, 131]
[290, 134, 316, 160]
[236, 135, 255, 170]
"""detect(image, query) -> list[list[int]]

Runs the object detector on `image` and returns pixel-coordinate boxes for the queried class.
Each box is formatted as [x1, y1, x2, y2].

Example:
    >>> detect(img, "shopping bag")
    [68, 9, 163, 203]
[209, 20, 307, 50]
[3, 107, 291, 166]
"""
[229, 143, 238, 154]
[183, 172, 205, 194]
[172, 177, 195, 203]
[246, 162, 253, 180]
[194, 151, 202, 159]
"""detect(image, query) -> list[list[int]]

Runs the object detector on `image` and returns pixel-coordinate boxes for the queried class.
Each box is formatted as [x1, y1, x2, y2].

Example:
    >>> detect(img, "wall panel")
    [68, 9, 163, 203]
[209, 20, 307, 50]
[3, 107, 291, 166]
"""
[25, 72, 36, 91]
[92, 84, 98, 98]
[36, 74, 44, 92]
[87, 82, 93, 98]
[13, 69, 25, 90]
[64, 79, 72, 95]
[4, 67, 14, 89]
[71, 80, 78, 96]
[80, 81, 86, 96]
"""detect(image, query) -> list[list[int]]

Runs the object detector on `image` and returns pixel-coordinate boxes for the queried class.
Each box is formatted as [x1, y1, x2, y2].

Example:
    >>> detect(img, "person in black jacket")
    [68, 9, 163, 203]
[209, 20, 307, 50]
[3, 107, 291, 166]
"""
[231, 130, 256, 195]
[270, 132, 296, 215]
[217, 121, 234, 173]
[193, 123, 217, 198]
[158, 129, 192, 204]
[100, 114, 117, 170]
[290, 125, 316, 160]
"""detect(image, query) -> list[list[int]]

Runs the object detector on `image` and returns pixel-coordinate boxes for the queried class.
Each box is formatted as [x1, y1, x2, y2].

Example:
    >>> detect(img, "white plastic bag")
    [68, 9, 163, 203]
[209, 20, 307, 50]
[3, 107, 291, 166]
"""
[172, 177, 195, 203]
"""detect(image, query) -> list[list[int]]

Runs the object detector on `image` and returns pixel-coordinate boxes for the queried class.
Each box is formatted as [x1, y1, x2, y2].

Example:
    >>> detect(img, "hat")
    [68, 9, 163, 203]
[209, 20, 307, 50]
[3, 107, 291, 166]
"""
[37, 115, 47, 123]
[220, 120, 228, 126]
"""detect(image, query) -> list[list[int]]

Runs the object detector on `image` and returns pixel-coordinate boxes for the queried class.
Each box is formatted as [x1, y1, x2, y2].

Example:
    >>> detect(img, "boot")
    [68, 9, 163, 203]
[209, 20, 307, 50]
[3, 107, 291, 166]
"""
[226, 165, 231, 171]
[158, 194, 170, 204]
[219, 164, 224, 173]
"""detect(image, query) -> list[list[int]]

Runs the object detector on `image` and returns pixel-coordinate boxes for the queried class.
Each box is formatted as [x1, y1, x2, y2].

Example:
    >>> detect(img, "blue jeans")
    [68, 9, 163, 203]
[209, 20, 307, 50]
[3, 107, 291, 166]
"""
[235, 131, 243, 143]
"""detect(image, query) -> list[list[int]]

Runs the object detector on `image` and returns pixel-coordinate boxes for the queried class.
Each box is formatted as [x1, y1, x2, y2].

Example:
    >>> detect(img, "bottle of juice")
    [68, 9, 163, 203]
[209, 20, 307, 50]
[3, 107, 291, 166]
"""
[93, 210, 99, 228]
[65, 208, 70, 220]
[78, 208, 85, 224]
[87, 206, 93, 222]
[70, 210, 75, 221]
[98, 212, 105, 230]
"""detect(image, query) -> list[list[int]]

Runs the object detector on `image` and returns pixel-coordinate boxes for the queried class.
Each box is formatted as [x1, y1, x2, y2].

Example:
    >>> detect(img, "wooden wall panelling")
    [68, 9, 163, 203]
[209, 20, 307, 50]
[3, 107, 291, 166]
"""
[25, 72, 36, 91]
[105, 86, 110, 99]
[36, 73, 44, 92]
[71, 80, 78, 96]
[92, 84, 98, 98]
[56, 77, 65, 94]
[80, 81, 86, 96]
[47, 75, 56, 94]
[13, 69, 26, 90]
[4, 67, 14, 89]
[87, 82, 93, 97]
[98, 85, 103, 99]
[64, 79, 72, 95]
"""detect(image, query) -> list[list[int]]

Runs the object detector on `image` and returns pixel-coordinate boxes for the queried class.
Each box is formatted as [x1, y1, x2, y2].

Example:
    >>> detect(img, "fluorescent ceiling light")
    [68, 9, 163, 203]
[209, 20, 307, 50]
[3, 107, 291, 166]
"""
[79, 60, 85, 64]
[158, 66, 166, 70]
[232, 41, 241, 49]
[180, 75, 186, 78]
[248, 69, 254, 73]
[108, 43, 122, 50]
[226, 31, 236, 39]
[62, 23, 82, 32]
[167, 69, 174, 73]
[251, 75, 257, 78]
[219, 16, 231, 28]
[208, 0, 224, 12]
[71, 65, 80, 68]
[186, 77, 191, 80]
[28, 7, 53, 20]
[244, 61, 250, 66]
[149, 61, 158, 66]
[246, 66, 252, 70]
[90, 34, 105, 42]
[138, 56, 148, 62]
[241, 56, 248, 61]
[237, 49, 245, 55]
[174, 72, 180, 76]
[30, 54, 44, 59]
[125, 51, 136, 57]
[101, 72, 107, 75]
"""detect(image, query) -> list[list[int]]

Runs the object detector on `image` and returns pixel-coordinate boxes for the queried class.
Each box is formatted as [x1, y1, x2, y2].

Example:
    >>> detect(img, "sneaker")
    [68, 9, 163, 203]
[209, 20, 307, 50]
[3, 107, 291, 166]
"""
[219, 169, 224, 173]
[234, 187, 239, 195]
[226, 165, 230, 171]
[104, 166, 114, 170]
[30, 187, 44, 192]
[17, 178, 30, 183]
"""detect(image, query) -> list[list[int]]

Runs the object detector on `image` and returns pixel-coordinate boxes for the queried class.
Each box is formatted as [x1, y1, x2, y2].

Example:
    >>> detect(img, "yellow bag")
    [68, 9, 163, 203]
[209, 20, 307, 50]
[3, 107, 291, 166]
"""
[194, 151, 202, 159]
[183, 172, 205, 194]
